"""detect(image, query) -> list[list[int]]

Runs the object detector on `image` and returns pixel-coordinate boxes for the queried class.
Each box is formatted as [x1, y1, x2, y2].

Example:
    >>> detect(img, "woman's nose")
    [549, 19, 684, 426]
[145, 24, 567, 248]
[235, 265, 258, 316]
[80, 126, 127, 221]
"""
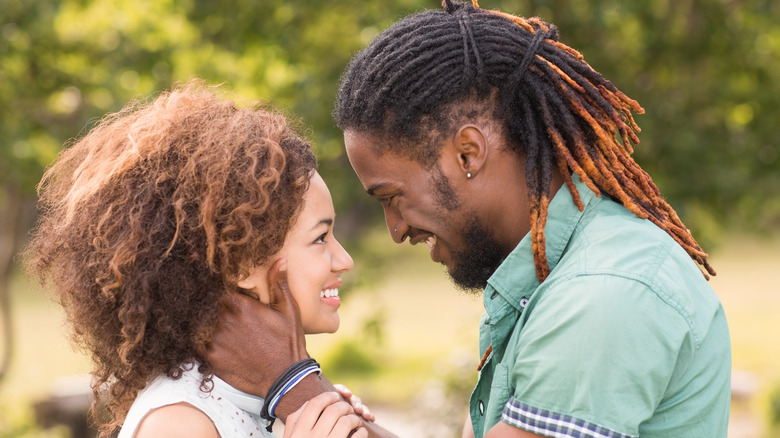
[332, 238, 354, 273]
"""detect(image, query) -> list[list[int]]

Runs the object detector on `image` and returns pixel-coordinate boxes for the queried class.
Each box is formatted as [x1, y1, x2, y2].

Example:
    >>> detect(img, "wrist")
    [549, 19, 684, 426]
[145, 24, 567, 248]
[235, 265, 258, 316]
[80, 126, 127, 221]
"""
[234, 351, 310, 397]
[264, 359, 321, 419]
[275, 373, 329, 422]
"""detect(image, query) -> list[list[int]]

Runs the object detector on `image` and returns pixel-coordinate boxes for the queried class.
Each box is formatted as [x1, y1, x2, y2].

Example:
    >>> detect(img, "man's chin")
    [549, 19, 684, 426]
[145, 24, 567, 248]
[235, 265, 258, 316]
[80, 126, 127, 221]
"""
[446, 267, 489, 295]
[442, 214, 505, 295]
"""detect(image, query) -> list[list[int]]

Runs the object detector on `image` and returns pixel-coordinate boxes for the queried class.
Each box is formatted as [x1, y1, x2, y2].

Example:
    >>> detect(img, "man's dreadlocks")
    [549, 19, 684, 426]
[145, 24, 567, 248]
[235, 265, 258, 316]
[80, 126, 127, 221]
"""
[335, 0, 715, 282]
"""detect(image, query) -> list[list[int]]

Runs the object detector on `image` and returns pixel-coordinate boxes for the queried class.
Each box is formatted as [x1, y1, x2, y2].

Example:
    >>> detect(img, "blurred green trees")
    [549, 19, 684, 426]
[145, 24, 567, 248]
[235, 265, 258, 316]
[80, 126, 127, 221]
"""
[1, 1, 778, 430]
[509, 0, 780, 243]
[1, 0, 778, 245]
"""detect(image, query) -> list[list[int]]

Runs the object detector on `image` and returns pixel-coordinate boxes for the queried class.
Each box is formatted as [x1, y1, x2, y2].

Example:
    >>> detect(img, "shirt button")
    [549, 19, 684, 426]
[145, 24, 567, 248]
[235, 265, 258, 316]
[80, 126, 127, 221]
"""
[478, 400, 485, 415]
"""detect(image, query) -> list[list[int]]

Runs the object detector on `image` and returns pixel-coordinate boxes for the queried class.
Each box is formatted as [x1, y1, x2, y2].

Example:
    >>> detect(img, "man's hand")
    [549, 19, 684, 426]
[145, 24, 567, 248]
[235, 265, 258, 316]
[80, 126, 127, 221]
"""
[202, 260, 398, 437]
[202, 258, 308, 396]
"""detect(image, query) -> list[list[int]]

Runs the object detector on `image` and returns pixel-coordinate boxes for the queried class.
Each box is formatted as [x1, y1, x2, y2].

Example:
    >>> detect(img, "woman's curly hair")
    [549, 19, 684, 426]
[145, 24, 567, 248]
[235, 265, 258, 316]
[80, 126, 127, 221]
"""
[24, 80, 317, 434]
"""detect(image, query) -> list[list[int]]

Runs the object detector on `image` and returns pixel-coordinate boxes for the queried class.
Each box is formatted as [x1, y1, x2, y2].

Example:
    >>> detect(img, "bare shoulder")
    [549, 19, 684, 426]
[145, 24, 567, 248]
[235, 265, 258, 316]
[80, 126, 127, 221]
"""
[135, 402, 220, 438]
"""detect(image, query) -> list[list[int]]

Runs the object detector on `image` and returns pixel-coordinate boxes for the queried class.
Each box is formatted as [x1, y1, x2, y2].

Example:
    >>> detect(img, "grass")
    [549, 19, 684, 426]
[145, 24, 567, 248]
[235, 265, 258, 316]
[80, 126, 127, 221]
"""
[1, 230, 778, 437]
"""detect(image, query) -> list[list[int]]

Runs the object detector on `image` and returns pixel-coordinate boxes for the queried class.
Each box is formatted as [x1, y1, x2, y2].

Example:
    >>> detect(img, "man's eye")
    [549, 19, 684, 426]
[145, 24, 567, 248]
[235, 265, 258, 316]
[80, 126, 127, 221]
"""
[377, 196, 394, 205]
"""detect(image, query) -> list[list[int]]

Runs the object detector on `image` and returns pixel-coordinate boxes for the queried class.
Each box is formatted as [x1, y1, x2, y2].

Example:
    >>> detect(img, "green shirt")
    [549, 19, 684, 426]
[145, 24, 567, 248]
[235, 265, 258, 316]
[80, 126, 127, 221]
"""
[469, 175, 731, 438]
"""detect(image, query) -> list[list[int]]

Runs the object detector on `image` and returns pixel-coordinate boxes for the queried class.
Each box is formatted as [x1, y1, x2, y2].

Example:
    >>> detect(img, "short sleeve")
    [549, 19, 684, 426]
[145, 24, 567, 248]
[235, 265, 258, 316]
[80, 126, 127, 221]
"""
[505, 274, 691, 437]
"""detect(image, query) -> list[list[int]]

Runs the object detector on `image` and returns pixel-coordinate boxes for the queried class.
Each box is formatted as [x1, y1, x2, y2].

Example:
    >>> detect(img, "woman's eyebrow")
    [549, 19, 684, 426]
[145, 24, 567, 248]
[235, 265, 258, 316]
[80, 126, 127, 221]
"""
[310, 218, 333, 231]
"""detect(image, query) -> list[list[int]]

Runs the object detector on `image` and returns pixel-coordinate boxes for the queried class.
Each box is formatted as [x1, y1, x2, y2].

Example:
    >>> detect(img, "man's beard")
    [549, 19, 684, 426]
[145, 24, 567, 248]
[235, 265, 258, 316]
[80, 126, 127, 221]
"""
[428, 167, 505, 294]
[446, 216, 505, 294]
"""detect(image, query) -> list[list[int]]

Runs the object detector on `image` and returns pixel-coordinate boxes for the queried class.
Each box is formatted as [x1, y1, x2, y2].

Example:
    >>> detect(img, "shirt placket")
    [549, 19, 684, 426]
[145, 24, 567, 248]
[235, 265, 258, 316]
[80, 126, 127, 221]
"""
[470, 287, 523, 437]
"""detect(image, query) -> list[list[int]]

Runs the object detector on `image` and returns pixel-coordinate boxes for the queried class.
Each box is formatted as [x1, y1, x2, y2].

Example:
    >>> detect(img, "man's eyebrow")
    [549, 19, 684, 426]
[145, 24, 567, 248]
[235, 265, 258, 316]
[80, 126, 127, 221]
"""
[366, 183, 387, 197]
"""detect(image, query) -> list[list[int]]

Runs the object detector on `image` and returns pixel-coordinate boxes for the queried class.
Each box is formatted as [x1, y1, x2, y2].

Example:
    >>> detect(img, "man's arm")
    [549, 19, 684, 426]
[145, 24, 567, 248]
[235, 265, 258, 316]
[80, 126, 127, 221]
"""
[484, 422, 544, 438]
[203, 260, 308, 397]
[202, 260, 396, 437]
[464, 407, 543, 438]
[462, 412, 474, 438]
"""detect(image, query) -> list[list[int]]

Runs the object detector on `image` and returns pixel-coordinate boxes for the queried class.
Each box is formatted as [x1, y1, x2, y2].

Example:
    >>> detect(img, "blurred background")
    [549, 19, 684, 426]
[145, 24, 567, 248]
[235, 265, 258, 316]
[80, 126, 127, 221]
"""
[0, 0, 778, 437]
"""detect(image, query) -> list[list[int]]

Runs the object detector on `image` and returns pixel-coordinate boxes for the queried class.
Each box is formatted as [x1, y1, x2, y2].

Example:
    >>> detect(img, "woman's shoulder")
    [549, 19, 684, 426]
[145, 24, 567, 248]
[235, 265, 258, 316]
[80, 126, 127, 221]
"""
[133, 402, 219, 438]
[119, 365, 211, 438]
[119, 363, 273, 438]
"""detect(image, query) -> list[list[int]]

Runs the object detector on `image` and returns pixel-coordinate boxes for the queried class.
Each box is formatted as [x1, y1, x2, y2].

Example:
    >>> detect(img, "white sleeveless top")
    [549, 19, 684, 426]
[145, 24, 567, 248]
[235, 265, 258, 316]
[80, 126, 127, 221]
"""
[119, 362, 275, 437]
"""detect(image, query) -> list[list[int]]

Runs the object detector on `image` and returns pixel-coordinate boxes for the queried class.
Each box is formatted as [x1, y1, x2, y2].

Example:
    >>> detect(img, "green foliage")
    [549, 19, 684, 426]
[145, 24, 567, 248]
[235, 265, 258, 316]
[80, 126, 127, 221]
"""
[488, 0, 780, 239]
[1, 0, 778, 239]
[771, 381, 780, 426]
[321, 338, 379, 376]
[319, 297, 390, 377]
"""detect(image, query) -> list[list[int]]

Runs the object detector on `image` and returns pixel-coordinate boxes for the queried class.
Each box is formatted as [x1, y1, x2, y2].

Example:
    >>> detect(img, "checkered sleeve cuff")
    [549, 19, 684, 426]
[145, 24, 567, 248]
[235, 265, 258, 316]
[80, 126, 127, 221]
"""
[502, 397, 637, 438]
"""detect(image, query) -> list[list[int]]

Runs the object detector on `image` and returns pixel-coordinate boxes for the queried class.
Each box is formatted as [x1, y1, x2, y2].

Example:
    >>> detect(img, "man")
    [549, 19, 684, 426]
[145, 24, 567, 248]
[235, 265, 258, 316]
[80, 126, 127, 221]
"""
[206, 2, 731, 437]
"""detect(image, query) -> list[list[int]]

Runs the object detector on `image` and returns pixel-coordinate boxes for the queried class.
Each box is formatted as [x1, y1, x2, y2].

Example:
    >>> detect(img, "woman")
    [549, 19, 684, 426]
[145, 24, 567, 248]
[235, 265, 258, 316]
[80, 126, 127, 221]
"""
[25, 80, 370, 437]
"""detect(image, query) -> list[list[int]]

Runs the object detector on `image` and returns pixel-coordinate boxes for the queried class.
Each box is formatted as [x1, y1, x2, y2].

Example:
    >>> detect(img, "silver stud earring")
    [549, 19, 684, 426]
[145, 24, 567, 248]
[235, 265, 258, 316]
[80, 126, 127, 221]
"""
[467, 172, 472, 179]
[394, 227, 398, 233]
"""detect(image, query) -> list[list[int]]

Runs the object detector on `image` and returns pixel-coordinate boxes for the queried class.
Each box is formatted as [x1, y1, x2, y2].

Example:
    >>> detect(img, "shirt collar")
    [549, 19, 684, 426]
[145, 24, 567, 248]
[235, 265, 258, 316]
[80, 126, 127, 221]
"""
[211, 374, 266, 418]
[485, 174, 600, 313]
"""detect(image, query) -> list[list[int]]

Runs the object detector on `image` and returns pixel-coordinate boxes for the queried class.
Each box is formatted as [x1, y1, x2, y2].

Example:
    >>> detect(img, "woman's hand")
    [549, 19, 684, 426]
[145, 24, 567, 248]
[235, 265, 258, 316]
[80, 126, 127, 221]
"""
[333, 384, 375, 422]
[283, 392, 367, 438]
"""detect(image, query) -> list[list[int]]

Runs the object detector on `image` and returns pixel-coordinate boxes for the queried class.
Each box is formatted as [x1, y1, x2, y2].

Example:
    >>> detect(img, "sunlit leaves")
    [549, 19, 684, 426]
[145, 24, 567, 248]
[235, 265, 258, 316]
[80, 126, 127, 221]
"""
[0, 0, 778, 234]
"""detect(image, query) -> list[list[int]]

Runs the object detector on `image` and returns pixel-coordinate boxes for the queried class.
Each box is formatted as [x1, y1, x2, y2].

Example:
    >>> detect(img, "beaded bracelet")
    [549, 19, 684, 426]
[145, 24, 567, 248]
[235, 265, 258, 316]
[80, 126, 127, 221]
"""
[259, 358, 321, 432]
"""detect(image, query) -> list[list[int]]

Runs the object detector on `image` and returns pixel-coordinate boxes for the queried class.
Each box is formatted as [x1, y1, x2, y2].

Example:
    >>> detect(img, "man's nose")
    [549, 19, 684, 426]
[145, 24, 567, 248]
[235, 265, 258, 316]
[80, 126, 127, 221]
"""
[384, 208, 408, 244]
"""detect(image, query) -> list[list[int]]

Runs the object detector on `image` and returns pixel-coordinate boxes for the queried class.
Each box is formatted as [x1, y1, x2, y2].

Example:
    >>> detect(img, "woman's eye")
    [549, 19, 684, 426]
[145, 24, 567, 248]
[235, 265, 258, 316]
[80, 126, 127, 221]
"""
[314, 232, 328, 244]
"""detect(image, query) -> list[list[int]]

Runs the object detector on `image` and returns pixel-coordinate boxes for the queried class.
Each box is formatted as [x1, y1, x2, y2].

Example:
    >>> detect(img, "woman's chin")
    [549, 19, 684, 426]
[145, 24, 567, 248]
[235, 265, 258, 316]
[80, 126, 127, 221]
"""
[303, 320, 340, 335]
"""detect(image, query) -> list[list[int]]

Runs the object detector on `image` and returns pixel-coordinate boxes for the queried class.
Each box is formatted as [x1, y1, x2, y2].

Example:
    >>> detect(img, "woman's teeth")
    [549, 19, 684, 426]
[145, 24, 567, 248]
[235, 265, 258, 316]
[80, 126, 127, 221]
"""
[320, 288, 339, 298]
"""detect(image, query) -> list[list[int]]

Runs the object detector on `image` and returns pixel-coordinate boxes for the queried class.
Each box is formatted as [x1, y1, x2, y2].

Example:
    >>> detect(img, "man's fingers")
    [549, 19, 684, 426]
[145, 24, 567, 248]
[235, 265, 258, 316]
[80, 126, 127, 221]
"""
[267, 258, 294, 309]
[266, 258, 307, 360]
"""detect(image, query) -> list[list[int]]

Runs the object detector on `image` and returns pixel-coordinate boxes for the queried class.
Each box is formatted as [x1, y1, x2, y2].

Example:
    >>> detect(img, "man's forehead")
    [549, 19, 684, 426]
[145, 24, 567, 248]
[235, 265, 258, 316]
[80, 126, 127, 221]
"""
[344, 130, 390, 156]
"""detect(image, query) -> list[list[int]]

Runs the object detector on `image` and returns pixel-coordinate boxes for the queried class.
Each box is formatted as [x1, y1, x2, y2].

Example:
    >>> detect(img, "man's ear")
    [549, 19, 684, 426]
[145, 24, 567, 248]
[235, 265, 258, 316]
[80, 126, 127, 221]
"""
[453, 124, 488, 178]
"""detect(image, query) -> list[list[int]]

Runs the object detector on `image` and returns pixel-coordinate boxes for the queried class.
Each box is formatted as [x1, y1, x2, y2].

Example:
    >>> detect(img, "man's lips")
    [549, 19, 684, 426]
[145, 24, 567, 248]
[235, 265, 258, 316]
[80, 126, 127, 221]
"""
[427, 235, 442, 263]
[411, 234, 440, 262]
[409, 231, 444, 263]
